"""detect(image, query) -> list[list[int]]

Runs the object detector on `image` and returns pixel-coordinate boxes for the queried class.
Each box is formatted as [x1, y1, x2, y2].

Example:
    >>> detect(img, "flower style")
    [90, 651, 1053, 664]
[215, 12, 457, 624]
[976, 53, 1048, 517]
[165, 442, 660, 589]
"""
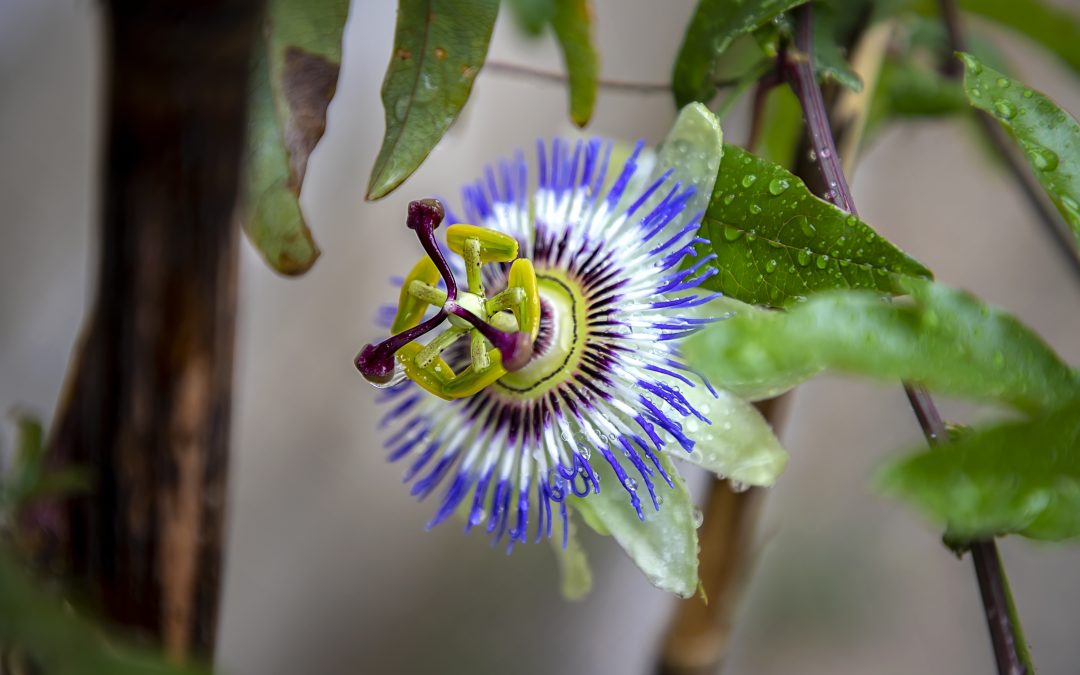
[355, 105, 786, 589]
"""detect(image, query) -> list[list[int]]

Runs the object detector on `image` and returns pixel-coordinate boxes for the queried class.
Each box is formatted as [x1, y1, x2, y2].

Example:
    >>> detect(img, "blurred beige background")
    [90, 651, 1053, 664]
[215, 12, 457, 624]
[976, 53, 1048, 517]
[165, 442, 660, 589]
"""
[2, 0, 1080, 673]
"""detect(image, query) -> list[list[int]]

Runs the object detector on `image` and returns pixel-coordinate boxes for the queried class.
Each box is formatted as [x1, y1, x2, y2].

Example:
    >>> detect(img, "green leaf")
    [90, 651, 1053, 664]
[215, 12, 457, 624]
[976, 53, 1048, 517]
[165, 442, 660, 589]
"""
[697, 144, 932, 306]
[572, 453, 699, 597]
[243, 0, 350, 275]
[879, 400, 1080, 541]
[673, 0, 808, 107]
[507, 0, 554, 35]
[551, 0, 599, 127]
[0, 547, 211, 675]
[811, 5, 863, 93]
[690, 297, 816, 401]
[951, 0, 1080, 76]
[959, 52, 1080, 250]
[366, 0, 499, 200]
[675, 386, 789, 486]
[686, 278, 1080, 414]
[549, 515, 593, 600]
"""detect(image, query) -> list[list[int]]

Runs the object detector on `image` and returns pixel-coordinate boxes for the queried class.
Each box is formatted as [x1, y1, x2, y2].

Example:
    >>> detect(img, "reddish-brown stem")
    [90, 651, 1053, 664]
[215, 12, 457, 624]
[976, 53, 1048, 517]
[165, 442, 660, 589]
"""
[783, 5, 1028, 674]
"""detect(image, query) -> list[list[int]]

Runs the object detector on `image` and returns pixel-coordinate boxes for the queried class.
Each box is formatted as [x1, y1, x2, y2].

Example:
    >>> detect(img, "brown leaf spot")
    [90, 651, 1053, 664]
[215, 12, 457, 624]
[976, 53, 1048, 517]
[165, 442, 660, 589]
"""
[281, 47, 341, 195]
[397, 48, 412, 61]
[461, 64, 477, 79]
[434, 47, 447, 61]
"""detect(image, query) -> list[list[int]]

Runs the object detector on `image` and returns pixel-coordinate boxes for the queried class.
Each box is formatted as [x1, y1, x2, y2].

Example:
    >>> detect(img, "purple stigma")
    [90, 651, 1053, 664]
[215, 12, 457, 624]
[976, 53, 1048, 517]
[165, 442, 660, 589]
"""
[446, 303, 534, 372]
[356, 310, 448, 382]
[408, 198, 458, 300]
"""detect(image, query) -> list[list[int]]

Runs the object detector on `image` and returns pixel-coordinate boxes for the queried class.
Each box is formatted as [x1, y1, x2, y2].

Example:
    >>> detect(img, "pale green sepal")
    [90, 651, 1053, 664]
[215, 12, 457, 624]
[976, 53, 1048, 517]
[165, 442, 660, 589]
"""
[549, 515, 593, 601]
[638, 103, 724, 242]
[674, 387, 789, 487]
[572, 453, 699, 598]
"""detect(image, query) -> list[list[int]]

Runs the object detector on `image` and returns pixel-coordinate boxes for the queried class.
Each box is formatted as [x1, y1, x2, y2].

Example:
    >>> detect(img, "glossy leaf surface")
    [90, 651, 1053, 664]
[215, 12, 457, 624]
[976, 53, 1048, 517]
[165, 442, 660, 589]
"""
[960, 52, 1080, 250]
[673, 0, 807, 106]
[698, 144, 931, 306]
[367, 0, 499, 200]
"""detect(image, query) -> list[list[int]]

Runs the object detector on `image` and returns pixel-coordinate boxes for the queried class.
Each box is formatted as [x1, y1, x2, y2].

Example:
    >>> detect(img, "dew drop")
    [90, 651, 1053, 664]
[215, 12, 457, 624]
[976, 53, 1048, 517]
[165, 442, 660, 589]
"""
[960, 53, 982, 75]
[730, 480, 750, 493]
[1022, 142, 1059, 172]
[815, 254, 829, 269]
[722, 193, 736, 205]
[796, 216, 816, 236]
[623, 477, 638, 492]
[1023, 89, 1034, 99]
[765, 259, 779, 274]
[749, 203, 763, 215]
[819, 147, 832, 159]
[692, 509, 704, 527]
[768, 178, 790, 195]
[797, 249, 812, 266]
[741, 174, 758, 188]
[995, 77, 1009, 89]
[993, 100, 1017, 120]
[723, 225, 744, 241]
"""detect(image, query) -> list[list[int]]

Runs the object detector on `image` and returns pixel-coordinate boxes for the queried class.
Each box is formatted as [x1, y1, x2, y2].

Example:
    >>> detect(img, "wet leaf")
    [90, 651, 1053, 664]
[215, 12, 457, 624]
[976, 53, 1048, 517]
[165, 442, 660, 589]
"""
[366, 0, 499, 200]
[673, 0, 808, 107]
[572, 453, 698, 597]
[697, 144, 931, 306]
[879, 400, 1080, 541]
[549, 514, 593, 600]
[959, 52, 1080, 250]
[686, 278, 1080, 414]
[552, 0, 599, 127]
[243, 0, 350, 275]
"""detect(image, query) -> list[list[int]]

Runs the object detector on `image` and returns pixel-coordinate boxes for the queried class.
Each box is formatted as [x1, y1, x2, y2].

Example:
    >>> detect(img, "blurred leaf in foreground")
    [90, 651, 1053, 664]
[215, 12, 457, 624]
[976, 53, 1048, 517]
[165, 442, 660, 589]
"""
[685, 278, 1080, 413]
[0, 547, 210, 675]
[879, 400, 1080, 542]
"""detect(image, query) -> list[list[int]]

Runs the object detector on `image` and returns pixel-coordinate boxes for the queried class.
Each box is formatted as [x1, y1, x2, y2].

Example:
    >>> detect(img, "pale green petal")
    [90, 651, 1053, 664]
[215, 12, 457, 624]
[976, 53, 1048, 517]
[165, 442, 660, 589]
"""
[676, 387, 788, 487]
[572, 453, 699, 598]
[549, 515, 593, 601]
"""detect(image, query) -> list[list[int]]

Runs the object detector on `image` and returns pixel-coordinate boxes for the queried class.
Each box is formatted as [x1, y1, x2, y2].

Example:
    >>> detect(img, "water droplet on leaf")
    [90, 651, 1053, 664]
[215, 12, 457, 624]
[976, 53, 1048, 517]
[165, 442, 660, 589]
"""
[768, 178, 790, 195]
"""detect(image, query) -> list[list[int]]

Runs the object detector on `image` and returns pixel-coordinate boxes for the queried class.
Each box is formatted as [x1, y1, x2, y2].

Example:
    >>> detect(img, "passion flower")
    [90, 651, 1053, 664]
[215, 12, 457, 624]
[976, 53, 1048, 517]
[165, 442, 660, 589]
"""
[355, 106, 786, 558]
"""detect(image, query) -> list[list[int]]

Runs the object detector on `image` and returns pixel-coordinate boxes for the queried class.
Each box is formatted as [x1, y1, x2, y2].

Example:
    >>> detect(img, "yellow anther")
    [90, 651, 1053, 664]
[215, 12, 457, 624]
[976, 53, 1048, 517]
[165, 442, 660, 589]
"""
[392, 257, 442, 333]
[445, 224, 519, 262]
[508, 258, 541, 341]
